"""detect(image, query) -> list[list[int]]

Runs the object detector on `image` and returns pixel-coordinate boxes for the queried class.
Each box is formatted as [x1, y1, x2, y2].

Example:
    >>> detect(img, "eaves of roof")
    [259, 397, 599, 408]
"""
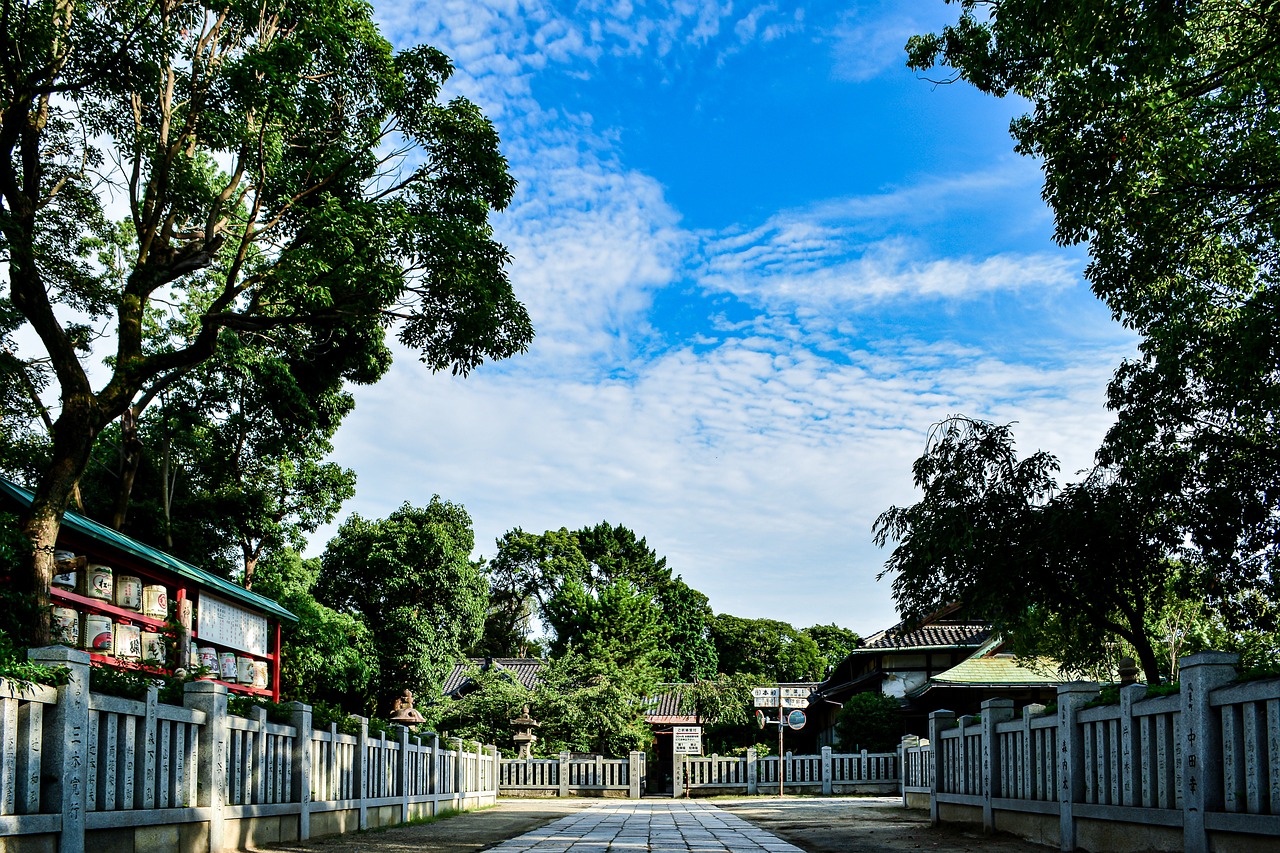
[0, 477, 296, 622]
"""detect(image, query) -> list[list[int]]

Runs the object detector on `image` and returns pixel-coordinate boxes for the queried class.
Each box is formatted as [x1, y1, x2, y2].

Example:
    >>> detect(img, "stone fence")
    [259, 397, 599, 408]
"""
[1, 647, 498, 853]
[497, 748, 898, 798]
[900, 652, 1280, 853]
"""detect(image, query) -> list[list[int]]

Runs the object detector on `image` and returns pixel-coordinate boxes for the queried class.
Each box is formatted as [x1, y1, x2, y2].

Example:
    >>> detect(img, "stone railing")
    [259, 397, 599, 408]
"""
[677, 747, 898, 797]
[499, 753, 643, 797]
[902, 652, 1280, 853]
[1, 647, 498, 853]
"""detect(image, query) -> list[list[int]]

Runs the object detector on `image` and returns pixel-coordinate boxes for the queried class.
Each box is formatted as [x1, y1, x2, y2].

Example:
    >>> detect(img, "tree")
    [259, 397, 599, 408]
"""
[252, 548, 376, 712]
[482, 523, 718, 680]
[532, 650, 655, 756]
[0, 0, 531, 644]
[317, 500, 487, 714]
[874, 417, 1181, 683]
[906, 0, 1280, 617]
[834, 692, 902, 754]
[708, 614, 825, 683]
[804, 623, 861, 677]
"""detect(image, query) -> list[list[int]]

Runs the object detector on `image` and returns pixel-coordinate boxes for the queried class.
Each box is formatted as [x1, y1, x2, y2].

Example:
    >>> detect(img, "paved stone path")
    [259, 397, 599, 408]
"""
[487, 801, 805, 853]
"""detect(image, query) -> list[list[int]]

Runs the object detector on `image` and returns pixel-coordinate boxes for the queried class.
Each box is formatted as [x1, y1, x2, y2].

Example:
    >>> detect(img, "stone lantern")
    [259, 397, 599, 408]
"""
[510, 705, 540, 758]
[389, 689, 426, 724]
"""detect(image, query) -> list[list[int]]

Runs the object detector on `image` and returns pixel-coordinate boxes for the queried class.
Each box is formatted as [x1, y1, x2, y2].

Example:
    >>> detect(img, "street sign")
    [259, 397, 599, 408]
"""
[672, 725, 703, 755]
[752, 687, 778, 698]
[787, 709, 807, 730]
[753, 695, 778, 707]
[780, 696, 810, 708]
[755, 709, 767, 729]
[779, 687, 811, 698]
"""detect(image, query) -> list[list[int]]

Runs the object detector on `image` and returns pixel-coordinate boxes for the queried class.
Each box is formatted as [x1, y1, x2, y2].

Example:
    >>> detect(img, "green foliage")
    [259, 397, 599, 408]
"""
[708, 614, 824, 682]
[318, 500, 487, 714]
[834, 692, 902, 754]
[484, 524, 717, 681]
[425, 664, 535, 755]
[0, 0, 532, 642]
[908, 0, 1280, 624]
[253, 549, 376, 711]
[804, 623, 861, 676]
[0, 632, 68, 689]
[532, 650, 656, 756]
[875, 417, 1181, 684]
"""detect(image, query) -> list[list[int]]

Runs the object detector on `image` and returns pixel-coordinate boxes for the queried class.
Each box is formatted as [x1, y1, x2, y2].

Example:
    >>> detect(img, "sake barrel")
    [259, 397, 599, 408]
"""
[114, 624, 142, 660]
[142, 631, 165, 663]
[84, 614, 113, 653]
[52, 548, 77, 589]
[142, 584, 168, 619]
[114, 575, 143, 610]
[219, 651, 237, 681]
[252, 661, 269, 690]
[237, 656, 255, 685]
[198, 646, 219, 673]
[85, 564, 113, 601]
[51, 607, 80, 646]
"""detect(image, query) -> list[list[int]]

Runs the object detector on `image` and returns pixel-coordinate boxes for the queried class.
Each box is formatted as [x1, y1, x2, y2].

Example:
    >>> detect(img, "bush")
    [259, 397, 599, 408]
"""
[834, 691, 902, 753]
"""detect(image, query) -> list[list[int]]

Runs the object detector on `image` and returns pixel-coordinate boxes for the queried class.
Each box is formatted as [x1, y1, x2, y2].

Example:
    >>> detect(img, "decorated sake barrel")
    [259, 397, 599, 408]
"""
[252, 661, 269, 690]
[142, 631, 165, 663]
[51, 607, 80, 646]
[142, 584, 168, 618]
[84, 614, 113, 653]
[114, 624, 142, 660]
[219, 651, 237, 681]
[52, 550, 77, 589]
[190, 641, 199, 669]
[198, 646, 219, 673]
[237, 656, 255, 684]
[85, 564, 114, 601]
[114, 575, 143, 610]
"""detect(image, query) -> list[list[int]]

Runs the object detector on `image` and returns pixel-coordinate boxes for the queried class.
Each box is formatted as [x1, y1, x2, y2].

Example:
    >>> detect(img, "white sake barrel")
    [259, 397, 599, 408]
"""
[142, 584, 168, 618]
[252, 661, 269, 690]
[51, 607, 80, 646]
[114, 575, 143, 610]
[237, 656, 255, 684]
[85, 564, 113, 601]
[52, 551, 77, 589]
[219, 651, 238, 681]
[198, 646, 219, 673]
[84, 614, 113, 653]
[114, 624, 141, 660]
[142, 631, 165, 663]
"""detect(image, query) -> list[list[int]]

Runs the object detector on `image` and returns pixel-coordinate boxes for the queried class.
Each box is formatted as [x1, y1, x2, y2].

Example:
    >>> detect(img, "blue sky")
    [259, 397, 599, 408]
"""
[317, 0, 1136, 637]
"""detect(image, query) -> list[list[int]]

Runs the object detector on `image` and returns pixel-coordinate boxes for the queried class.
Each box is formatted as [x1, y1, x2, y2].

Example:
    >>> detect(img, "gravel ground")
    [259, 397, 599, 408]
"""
[248, 796, 1052, 853]
[714, 796, 1051, 853]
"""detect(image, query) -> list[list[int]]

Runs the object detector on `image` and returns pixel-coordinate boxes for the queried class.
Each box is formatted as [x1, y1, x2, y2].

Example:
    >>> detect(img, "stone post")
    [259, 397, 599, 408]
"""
[980, 697, 1015, 833]
[557, 750, 570, 797]
[451, 737, 464, 800]
[821, 745, 833, 795]
[490, 745, 501, 798]
[351, 716, 368, 829]
[429, 733, 440, 803]
[185, 679, 229, 853]
[398, 726, 412, 821]
[1118, 684, 1147, 807]
[746, 748, 758, 795]
[927, 710, 954, 826]
[1180, 652, 1239, 853]
[628, 751, 642, 798]
[29, 646, 89, 853]
[672, 752, 685, 799]
[1056, 681, 1099, 852]
[286, 701, 313, 841]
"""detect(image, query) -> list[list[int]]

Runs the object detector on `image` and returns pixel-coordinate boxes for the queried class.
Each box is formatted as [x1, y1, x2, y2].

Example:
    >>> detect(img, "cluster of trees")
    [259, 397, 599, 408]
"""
[879, 0, 1280, 682]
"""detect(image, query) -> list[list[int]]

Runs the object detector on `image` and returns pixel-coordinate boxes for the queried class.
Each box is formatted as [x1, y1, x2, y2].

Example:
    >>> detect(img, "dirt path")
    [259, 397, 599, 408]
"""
[715, 796, 1050, 853]
[250, 799, 597, 853]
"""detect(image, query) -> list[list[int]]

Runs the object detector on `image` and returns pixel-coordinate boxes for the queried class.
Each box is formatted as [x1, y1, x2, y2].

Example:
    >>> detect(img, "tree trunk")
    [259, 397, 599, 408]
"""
[111, 407, 144, 530]
[19, 399, 103, 646]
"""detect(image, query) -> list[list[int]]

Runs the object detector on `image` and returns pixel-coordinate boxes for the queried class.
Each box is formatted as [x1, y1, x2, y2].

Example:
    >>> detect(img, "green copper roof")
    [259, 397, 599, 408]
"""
[0, 478, 296, 623]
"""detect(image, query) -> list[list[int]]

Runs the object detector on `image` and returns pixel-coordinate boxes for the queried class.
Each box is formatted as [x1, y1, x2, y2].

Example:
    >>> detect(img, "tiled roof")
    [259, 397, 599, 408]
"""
[927, 654, 1065, 687]
[858, 623, 991, 651]
[441, 658, 546, 696]
[643, 685, 696, 724]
